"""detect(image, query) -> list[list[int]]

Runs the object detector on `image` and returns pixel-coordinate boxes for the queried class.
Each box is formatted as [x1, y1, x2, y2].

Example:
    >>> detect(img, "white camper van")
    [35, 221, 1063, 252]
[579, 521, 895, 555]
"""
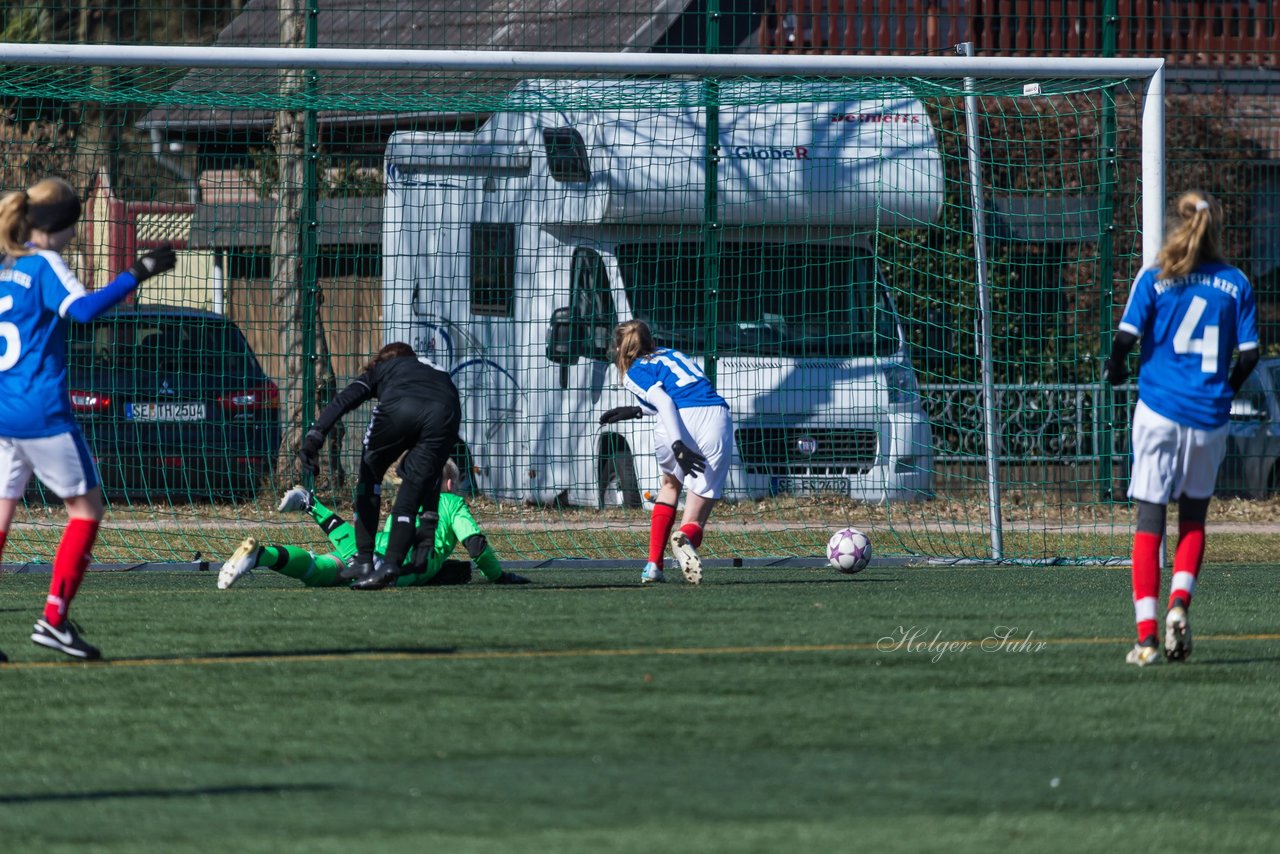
[383, 79, 943, 506]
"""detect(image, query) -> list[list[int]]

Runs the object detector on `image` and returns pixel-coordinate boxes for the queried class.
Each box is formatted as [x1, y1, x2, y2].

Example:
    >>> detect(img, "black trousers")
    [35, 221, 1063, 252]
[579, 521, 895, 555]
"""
[353, 397, 461, 566]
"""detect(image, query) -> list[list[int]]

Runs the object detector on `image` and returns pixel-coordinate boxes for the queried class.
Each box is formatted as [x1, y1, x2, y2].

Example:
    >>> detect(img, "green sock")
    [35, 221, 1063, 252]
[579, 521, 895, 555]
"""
[473, 545, 503, 581]
[258, 545, 346, 588]
[310, 498, 358, 561]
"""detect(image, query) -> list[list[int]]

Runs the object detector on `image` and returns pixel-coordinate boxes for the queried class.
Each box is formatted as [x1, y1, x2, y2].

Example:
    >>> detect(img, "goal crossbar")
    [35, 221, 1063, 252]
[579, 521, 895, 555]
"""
[0, 43, 1163, 78]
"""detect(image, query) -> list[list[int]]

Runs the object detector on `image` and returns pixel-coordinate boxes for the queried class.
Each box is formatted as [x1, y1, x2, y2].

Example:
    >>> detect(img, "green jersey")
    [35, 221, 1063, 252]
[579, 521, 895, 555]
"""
[373, 492, 482, 575]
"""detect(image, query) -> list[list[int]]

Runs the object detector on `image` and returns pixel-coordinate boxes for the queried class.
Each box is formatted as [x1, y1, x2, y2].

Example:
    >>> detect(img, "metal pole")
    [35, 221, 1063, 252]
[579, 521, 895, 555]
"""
[960, 42, 1003, 560]
[702, 0, 721, 386]
[1097, 0, 1119, 500]
[300, 0, 320, 460]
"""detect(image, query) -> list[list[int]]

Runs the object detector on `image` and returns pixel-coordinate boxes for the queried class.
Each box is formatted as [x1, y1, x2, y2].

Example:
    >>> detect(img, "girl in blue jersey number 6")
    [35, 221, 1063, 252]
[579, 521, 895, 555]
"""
[600, 320, 734, 585]
[0, 177, 175, 661]
[1103, 190, 1259, 667]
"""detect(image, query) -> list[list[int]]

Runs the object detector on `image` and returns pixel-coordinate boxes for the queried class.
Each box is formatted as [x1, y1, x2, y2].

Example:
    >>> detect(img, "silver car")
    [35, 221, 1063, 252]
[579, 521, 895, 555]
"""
[1221, 357, 1280, 498]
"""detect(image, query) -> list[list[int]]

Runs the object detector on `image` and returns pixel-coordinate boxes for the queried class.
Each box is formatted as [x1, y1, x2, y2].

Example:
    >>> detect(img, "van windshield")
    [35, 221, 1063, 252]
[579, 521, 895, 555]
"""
[615, 242, 900, 358]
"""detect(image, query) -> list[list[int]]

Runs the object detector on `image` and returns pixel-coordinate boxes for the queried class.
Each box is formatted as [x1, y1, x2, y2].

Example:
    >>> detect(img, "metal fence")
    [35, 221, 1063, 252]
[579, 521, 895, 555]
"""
[922, 382, 1136, 462]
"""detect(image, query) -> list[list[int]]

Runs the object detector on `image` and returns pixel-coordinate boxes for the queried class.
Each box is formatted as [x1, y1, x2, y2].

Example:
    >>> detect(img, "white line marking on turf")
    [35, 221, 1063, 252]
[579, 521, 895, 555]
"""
[4, 634, 1280, 670]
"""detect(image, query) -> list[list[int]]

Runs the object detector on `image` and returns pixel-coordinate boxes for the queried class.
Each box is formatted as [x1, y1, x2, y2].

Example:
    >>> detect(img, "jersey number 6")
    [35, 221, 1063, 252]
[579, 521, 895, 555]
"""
[0, 295, 20, 372]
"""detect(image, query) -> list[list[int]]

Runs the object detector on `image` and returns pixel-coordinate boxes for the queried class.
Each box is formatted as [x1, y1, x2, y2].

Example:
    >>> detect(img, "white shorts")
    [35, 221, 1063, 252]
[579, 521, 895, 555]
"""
[0, 430, 101, 500]
[654, 405, 734, 499]
[1127, 399, 1227, 505]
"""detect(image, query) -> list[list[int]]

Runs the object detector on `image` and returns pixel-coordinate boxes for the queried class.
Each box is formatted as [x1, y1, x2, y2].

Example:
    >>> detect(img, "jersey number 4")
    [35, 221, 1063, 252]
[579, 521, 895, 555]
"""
[0, 295, 19, 372]
[1173, 295, 1220, 374]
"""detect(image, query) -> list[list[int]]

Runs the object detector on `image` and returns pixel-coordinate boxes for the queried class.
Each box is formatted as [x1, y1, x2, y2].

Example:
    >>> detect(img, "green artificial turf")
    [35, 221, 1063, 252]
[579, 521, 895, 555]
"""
[1, 565, 1278, 852]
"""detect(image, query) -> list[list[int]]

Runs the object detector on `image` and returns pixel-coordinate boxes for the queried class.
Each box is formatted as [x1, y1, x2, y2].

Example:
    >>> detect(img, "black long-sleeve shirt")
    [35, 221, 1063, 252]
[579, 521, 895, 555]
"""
[312, 355, 460, 435]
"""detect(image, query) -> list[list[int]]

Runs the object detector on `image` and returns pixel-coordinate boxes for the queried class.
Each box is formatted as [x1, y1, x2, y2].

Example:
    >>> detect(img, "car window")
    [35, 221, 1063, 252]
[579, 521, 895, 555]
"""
[70, 317, 258, 375]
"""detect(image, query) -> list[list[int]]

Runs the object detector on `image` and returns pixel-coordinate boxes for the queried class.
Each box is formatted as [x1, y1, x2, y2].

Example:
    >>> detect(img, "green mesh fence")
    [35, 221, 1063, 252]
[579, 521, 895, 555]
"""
[0, 42, 1172, 568]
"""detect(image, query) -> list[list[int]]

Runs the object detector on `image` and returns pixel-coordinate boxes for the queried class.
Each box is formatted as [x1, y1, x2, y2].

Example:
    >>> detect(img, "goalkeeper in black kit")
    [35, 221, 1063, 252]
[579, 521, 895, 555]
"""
[217, 459, 529, 589]
[297, 341, 462, 590]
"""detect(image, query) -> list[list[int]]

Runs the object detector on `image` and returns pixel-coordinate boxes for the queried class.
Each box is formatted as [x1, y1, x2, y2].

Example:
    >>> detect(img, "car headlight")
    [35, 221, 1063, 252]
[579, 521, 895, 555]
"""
[882, 364, 920, 406]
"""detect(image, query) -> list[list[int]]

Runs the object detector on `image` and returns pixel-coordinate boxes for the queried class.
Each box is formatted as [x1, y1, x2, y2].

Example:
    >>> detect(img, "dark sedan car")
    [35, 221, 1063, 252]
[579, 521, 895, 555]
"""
[56, 305, 281, 502]
[1220, 356, 1280, 498]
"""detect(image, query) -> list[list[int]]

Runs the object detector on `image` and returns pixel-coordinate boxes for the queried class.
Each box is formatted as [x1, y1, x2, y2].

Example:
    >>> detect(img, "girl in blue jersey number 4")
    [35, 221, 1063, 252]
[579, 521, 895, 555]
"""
[600, 320, 734, 585]
[1103, 190, 1259, 667]
[0, 177, 175, 661]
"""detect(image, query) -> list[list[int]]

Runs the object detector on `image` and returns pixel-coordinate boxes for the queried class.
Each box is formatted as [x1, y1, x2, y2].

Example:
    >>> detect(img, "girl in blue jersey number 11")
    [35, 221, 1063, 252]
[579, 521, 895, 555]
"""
[0, 177, 175, 661]
[1103, 190, 1259, 668]
[600, 320, 734, 585]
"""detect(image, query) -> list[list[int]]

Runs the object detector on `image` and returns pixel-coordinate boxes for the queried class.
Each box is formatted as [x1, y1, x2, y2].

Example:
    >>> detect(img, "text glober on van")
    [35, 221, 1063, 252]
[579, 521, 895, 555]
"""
[724, 146, 810, 160]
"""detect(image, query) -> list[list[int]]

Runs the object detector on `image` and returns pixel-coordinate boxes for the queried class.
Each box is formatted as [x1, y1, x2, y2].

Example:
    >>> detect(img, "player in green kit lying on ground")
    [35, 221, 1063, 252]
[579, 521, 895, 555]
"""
[215, 459, 530, 589]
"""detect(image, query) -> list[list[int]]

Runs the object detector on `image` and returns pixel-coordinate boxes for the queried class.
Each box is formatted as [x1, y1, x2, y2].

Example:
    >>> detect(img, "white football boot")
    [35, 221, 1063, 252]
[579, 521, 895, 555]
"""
[217, 537, 260, 589]
[669, 530, 703, 585]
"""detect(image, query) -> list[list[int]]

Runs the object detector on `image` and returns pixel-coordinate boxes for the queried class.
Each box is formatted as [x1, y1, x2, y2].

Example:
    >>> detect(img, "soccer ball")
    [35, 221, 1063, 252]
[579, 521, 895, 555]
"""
[827, 527, 872, 574]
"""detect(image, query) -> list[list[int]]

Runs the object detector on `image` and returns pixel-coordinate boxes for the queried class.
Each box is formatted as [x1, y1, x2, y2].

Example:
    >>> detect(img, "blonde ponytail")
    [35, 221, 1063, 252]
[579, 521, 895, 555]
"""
[612, 319, 657, 378]
[0, 177, 81, 258]
[1156, 190, 1225, 280]
[0, 190, 31, 257]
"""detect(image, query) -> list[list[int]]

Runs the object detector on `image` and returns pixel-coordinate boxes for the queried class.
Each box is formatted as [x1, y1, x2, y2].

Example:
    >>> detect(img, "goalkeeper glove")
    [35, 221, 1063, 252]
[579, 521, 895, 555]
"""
[671, 440, 707, 478]
[127, 242, 177, 283]
[599, 406, 644, 425]
[298, 428, 325, 475]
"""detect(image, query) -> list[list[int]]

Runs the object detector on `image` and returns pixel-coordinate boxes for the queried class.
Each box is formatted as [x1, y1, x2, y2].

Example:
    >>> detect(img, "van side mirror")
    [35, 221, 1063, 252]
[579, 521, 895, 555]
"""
[546, 306, 577, 366]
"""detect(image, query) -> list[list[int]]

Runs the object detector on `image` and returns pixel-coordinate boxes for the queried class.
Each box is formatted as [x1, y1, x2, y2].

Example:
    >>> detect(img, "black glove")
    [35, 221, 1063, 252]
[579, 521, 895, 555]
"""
[671, 440, 707, 478]
[1102, 358, 1128, 387]
[299, 427, 325, 475]
[599, 406, 644, 425]
[495, 571, 531, 585]
[127, 242, 177, 283]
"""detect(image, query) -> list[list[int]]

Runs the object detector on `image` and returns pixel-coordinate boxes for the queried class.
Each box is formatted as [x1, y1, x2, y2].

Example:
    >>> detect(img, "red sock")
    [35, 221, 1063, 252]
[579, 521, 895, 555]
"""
[44, 518, 99, 627]
[1131, 531, 1161, 642]
[0, 528, 7, 563]
[648, 502, 677, 564]
[1170, 520, 1205, 610]
[679, 522, 704, 549]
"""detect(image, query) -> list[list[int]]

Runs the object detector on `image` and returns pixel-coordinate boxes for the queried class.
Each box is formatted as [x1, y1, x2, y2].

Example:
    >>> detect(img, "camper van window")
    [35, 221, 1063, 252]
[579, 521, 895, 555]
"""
[616, 242, 898, 359]
[470, 222, 516, 317]
[570, 248, 616, 360]
[543, 128, 591, 183]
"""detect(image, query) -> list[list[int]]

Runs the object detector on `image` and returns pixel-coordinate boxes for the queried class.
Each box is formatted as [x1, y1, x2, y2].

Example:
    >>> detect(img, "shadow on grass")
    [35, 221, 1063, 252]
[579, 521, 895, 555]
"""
[524, 577, 900, 591]
[106, 645, 460, 664]
[0, 782, 339, 804]
[717, 576, 900, 586]
[526, 582, 699, 591]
